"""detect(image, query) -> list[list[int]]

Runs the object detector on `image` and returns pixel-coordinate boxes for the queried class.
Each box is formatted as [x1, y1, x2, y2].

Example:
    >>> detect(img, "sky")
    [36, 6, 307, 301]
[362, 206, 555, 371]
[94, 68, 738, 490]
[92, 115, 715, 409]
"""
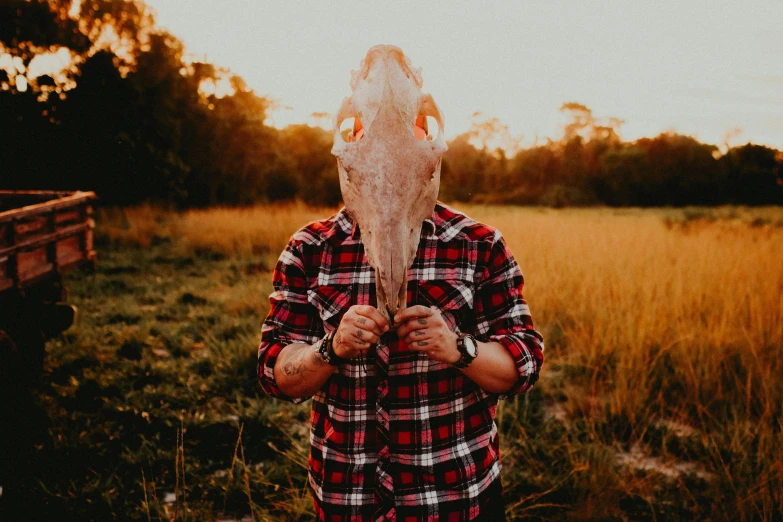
[146, 0, 783, 150]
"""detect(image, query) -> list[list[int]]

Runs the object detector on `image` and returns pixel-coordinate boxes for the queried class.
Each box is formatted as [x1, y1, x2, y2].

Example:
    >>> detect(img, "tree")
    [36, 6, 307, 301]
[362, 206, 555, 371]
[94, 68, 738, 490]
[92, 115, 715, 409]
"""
[279, 124, 340, 205]
[0, 0, 152, 95]
[721, 144, 783, 205]
[560, 102, 594, 142]
[1, 3, 781, 208]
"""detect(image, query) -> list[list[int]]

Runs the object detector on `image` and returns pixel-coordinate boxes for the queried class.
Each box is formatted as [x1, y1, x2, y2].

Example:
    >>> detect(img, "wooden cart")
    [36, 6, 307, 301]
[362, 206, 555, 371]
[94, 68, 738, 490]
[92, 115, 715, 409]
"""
[0, 190, 97, 379]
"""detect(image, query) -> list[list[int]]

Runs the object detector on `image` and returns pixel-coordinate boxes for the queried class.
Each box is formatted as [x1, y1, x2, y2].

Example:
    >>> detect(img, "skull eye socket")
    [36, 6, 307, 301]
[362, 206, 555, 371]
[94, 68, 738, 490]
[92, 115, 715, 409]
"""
[425, 116, 439, 141]
[414, 115, 440, 142]
[339, 117, 365, 142]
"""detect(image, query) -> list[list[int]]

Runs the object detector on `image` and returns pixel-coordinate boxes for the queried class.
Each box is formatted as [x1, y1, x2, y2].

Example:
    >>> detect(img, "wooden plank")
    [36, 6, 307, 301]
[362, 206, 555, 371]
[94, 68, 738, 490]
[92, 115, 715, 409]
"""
[5, 213, 17, 288]
[0, 222, 8, 249]
[46, 211, 58, 271]
[15, 215, 48, 237]
[0, 190, 74, 197]
[0, 191, 97, 291]
[55, 210, 82, 225]
[0, 222, 92, 259]
[0, 259, 8, 292]
[0, 191, 96, 224]
[18, 249, 50, 281]
[56, 236, 82, 267]
[4, 256, 88, 291]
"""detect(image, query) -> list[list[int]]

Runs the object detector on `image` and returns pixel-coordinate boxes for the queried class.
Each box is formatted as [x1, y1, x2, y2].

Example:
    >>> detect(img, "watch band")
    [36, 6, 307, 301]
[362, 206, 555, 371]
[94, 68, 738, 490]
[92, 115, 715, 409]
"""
[453, 332, 478, 369]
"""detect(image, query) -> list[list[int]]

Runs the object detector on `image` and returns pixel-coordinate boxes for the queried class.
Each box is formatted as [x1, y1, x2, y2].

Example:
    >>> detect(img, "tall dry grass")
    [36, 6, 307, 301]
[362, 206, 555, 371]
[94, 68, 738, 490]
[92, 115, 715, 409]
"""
[464, 205, 783, 519]
[98, 203, 783, 519]
[97, 204, 171, 248]
[467, 205, 783, 422]
[98, 202, 335, 256]
[172, 203, 335, 257]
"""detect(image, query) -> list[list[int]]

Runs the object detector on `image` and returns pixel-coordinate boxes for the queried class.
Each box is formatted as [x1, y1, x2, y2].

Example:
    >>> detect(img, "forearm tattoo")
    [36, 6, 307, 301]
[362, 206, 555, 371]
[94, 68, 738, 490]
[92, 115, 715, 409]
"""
[281, 343, 327, 376]
[282, 360, 302, 376]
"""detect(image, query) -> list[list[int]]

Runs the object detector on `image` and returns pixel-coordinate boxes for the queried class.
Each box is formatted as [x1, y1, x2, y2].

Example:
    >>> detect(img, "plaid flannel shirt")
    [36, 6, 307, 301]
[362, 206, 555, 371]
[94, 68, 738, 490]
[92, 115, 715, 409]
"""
[258, 203, 544, 521]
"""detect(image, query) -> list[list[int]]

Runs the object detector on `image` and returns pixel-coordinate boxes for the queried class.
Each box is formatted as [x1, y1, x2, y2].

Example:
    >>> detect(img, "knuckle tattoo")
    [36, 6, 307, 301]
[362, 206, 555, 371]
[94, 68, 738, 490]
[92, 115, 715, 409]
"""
[417, 318, 427, 325]
[417, 340, 429, 347]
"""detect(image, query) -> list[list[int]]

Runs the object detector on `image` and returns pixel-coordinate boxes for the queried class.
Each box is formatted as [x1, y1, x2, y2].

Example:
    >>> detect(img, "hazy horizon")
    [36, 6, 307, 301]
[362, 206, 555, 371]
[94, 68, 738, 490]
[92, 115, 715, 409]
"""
[146, 0, 783, 150]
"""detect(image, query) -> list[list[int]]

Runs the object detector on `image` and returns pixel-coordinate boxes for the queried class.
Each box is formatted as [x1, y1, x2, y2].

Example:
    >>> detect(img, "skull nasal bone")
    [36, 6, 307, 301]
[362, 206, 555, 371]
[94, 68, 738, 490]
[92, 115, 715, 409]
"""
[346, 115, 427, 143]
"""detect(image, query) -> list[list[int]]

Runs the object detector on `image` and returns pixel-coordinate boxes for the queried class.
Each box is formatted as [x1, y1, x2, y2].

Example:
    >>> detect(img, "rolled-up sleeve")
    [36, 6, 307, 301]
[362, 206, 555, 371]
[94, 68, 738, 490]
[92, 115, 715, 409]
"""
[257, 239, 323, 404]
[474, 233, 545, 398]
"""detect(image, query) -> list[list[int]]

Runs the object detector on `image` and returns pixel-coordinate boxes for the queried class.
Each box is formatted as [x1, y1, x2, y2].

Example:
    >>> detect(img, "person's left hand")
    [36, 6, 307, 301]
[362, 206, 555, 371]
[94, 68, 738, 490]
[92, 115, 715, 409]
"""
[394, 305, 460, 364]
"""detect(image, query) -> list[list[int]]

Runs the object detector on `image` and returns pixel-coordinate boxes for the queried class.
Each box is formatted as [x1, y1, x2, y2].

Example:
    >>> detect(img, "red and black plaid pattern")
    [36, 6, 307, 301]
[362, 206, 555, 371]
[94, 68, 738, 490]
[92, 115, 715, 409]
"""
[258, 203, 544, 521]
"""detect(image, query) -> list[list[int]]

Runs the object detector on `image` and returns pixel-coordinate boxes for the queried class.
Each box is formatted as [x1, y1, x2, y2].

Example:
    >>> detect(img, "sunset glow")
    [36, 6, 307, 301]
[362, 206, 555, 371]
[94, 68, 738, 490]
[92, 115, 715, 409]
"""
[145, 0, 783, 149]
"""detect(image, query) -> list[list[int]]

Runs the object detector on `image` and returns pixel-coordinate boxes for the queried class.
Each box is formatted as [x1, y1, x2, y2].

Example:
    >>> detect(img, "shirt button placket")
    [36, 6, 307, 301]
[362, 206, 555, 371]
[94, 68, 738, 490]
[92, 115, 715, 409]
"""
[373, 336, 395, 518]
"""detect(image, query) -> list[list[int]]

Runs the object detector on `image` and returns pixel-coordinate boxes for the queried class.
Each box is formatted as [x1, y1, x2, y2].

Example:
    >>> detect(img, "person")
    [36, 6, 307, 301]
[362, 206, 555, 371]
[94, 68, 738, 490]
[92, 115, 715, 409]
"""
[257, 117, 544, 521]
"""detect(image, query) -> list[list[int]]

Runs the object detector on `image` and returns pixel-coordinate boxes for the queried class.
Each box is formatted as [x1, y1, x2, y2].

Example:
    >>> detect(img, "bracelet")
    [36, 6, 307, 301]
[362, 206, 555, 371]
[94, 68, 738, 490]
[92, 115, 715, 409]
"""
[326, 331, 350, 366]
[317, 331, 348, 367]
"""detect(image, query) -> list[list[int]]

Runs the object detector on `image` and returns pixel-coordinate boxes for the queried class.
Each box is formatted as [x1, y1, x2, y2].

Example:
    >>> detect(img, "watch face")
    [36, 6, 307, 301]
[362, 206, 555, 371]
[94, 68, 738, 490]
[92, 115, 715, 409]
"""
[464, 336, 478, 357]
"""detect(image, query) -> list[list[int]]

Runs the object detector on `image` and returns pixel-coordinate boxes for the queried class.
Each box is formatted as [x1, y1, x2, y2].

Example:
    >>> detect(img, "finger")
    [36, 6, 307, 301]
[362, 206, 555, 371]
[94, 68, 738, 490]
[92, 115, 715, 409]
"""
[353, 338, 372, 349]
[353, 315, 384, 336]
[396, 317, 424, 338]
[353, 306, 390, 333]
[332, 331, 358, 358]
[393, 305, 434, 325]
[405, 338, 433, 351]
[399, 314, 433, 337]
[405, 334, 435, 349]
[337, 325, 375, 346]
[342, 307, 380, 336]
[397, 318, 429, 339]
[351, 327, 379, 345]
[344, 335, 372, 351]
[404, 329, 433, 345]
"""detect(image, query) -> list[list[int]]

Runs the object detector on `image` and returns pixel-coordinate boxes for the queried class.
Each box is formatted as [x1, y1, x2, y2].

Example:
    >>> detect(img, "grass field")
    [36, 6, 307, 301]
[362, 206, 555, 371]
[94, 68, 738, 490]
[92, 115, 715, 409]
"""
[9, 203, 783, 520]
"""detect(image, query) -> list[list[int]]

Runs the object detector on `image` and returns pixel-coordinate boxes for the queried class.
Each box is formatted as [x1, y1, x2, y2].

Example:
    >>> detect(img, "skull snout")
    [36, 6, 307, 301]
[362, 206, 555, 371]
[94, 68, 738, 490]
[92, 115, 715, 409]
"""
[371, 221, 410, 322]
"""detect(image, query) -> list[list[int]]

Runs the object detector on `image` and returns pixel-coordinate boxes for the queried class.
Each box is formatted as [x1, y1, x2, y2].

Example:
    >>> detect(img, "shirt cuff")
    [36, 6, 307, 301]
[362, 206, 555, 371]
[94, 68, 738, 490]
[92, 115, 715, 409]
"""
[488, 330, 544, 399]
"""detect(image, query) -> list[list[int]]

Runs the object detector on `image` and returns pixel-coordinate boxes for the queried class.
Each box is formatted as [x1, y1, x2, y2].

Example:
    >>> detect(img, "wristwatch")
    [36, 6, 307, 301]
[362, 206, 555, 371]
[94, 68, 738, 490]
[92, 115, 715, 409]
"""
[453, 332, 478, 369]
[316, 331, 348, 367]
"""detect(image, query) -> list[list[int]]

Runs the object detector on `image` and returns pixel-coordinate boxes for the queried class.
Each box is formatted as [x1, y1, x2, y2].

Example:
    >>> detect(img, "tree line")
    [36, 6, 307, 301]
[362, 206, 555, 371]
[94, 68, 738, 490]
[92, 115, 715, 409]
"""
[2, 0, 781, 207]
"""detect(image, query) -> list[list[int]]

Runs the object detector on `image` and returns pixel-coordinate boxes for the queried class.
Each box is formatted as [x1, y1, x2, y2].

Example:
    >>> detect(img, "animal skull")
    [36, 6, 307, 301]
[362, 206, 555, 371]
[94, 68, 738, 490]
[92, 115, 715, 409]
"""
[331, 45, 448, 324]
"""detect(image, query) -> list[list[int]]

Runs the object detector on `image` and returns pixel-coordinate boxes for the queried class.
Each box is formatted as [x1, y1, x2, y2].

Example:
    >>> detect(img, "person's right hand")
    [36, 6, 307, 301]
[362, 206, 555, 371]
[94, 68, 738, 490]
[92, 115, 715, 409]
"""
[333, 305, 390, 359]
